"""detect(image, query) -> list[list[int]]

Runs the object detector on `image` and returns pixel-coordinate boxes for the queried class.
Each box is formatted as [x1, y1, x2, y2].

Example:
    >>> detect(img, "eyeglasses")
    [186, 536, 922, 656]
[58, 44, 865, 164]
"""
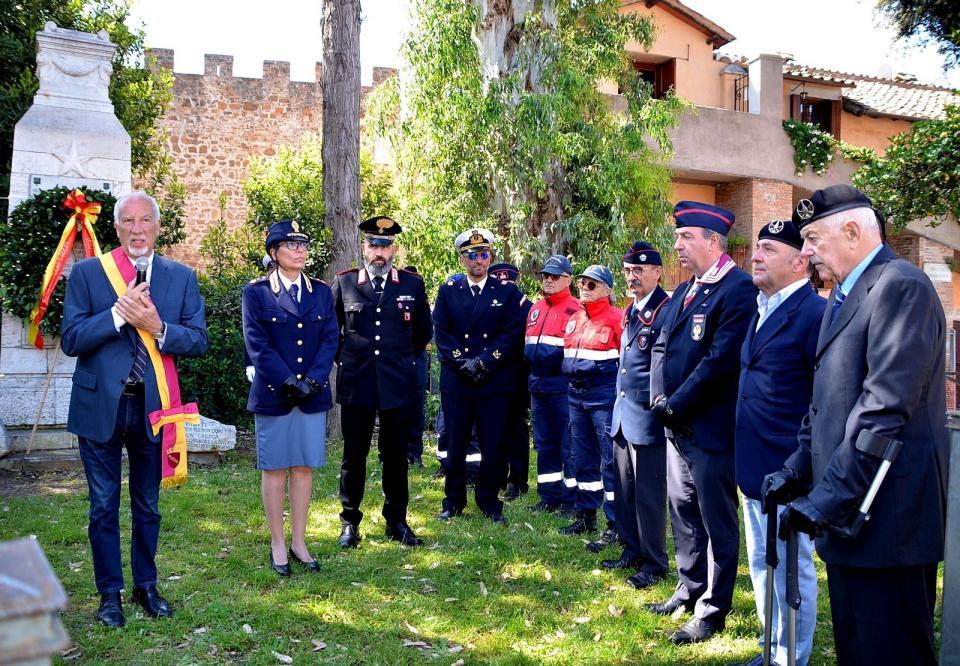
[463, 251, 490, 261]
[541, 273, 567, 282]
[578, 279, 598, 291]
[280, 241, 310, 251]
[622, 266, 647, 276]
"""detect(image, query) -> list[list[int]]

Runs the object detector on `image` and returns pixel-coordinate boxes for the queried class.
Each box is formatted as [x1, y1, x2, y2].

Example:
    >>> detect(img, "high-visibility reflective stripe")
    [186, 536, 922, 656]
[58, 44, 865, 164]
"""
[437, 450, 448, 459]
[564, 477, 578, 488]
[525, 335, 564, 346]
[466, 453, 482, 462]
[538, 472, 563, 483]
[578, 480, 603, 491]
[604, 491, 615, 501]
[563, 348, 620, 360]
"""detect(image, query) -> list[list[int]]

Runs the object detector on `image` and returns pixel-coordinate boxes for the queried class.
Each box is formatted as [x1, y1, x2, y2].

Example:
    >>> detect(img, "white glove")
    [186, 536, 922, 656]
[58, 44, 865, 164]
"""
[245, 366, 255, 382]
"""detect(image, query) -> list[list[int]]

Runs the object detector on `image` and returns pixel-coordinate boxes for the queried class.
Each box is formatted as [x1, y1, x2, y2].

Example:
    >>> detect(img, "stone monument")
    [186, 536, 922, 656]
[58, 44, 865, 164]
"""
[0, 23, 131, 467]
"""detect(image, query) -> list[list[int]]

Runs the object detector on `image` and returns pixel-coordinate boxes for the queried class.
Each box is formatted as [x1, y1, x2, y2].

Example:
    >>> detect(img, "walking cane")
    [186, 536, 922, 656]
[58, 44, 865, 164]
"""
[785, 524, 800, 666]
[762, 505, 779, 666]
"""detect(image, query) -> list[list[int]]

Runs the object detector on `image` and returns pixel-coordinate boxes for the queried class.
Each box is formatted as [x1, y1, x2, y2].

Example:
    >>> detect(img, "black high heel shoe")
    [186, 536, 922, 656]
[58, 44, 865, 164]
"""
[289, 548, 320, 572]
[270, 552, 291, 577]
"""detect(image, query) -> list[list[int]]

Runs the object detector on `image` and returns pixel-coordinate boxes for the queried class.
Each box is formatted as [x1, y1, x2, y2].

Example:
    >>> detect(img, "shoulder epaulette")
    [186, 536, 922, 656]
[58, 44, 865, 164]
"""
[336, 267, 359, 276]
[249, 276, 269, 284]
[307, 275, 327, 286]
[399, 267, 424, 280]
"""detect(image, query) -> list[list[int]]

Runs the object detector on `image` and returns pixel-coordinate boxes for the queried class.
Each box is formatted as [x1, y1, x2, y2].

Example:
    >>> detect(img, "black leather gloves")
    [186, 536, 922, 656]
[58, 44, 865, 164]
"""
[651, 395, 691, 437]
[760, 467, 806, 513]
[457, 358, 490, 386]
[779, 496, 829, 539]
[281, 375, 314, 408]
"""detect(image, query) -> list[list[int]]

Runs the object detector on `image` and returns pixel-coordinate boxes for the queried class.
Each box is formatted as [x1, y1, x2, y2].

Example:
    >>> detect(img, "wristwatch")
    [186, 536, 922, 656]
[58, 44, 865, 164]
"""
[152, 322, 166, 340]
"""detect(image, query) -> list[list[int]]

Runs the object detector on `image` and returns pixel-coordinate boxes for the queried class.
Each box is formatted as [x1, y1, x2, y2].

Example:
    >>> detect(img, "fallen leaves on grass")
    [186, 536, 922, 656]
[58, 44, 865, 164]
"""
[608, 604, 623, 617]
[242, 624, 253, 634]
[312, 640, 327, 652]
[271, 650, 293, 663]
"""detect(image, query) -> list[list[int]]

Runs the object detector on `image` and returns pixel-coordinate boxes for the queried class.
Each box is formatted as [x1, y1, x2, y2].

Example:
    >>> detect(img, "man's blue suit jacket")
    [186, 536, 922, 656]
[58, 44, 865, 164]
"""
[61, 254, 208, 444]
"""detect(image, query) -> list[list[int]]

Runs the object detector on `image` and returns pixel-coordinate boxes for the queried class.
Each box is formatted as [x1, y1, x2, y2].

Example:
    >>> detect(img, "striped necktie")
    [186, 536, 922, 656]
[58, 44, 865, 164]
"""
[289, 283, 299, 302]
[127, 336, 148, 384]
[682, 281, 700, 309]
[831, 288, 845, 323]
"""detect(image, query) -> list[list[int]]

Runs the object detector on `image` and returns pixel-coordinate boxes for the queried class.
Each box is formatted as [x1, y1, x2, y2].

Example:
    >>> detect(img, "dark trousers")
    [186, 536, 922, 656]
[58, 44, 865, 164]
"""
[666, 436, 738, 623]
[407, 352, 430, 461]
[568, 386, 615, 523]
[77, 392, 161, 594]
[441, 392, 506, 516]
[502, 390, 530, 491]
[436, 407, 481, 475]
[613, 438, 668, 577]
[531, 391, 575, 506]
[339, 405, 411, 526]
[826, 562, 938, 666]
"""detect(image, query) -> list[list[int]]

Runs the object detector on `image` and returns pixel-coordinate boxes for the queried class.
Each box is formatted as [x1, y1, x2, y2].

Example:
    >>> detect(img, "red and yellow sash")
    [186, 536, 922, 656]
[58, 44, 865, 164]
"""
[98, 247, 198, 488]
[27, 189, 103, 349]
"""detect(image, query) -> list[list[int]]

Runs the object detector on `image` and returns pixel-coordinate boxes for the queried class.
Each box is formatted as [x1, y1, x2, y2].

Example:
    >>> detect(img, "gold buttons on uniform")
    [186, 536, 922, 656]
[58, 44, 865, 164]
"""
[375, 335, 381, 340]
[464, 333, 469, 339]
[375, 321, 381, 326]
[296, 374, 303, 379]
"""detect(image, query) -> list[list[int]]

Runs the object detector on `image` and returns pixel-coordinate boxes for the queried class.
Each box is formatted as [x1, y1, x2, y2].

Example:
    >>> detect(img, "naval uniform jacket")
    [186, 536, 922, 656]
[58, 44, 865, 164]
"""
[651, 267, 757, 451]
[433, 275, 526, 397]
[242, 270, 339, 416]
[735, 284, 825, 500]
[332, 266, 433, 409]
[610, 286, 670, 446]
[524, 288, 582, 394]
[784, 246, 949, 567]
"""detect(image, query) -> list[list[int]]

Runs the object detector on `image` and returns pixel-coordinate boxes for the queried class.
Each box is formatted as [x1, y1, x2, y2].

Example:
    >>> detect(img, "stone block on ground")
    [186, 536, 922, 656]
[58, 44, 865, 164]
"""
[185, 416, 236, 453]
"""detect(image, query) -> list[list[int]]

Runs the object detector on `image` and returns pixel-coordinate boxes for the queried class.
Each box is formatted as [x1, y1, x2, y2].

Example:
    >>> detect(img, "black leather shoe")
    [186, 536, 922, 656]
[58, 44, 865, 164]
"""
[558, 512, 597, 535]
[338, 523, 361, 549]
[627, 571, 665, 589]
[289, 548, 320, 572]
[645, 597, 691, 616]
[96, 592, 125, 627]
[131, 585, 172, 618]
[386, 522, 424, 546]
[668, 617, 724, 645]
[586, 527, 620, 553]
[269, 552, 291, 577]
[601, 551, 640, 570]
[437, 508, 462, 522]
[484, 512, 507, 525]
[531, 501, 561, 514]
[502, 483, 527, 502]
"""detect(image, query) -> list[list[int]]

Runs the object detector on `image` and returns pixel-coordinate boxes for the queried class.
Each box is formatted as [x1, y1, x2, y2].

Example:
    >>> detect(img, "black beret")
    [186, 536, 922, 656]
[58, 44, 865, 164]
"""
[758, 219, 803, 250]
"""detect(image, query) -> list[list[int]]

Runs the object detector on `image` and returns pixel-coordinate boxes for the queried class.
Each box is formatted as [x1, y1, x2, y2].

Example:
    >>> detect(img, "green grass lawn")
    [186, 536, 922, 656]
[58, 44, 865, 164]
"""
[0, 437, 910, 665]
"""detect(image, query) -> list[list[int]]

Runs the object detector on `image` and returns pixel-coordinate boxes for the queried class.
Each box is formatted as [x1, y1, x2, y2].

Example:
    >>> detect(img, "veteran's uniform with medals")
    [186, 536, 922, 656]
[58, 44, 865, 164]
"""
[332, 216, 433, 545]
[433, 229, 526, 520]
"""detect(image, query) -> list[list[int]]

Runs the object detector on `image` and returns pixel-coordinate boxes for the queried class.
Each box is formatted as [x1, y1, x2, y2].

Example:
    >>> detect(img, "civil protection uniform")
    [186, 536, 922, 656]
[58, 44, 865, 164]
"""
[524, 258, 581, 510]
[332, 220, 433, 534]
[735, 220, 825, 666]
[490, 263, 532, 498]
[561, 273, 622, 528]
[609, 266, 670, 582]
[432, 231, 526, 518]
[650, 201, 757, 628]
[782, 187, 949, 665]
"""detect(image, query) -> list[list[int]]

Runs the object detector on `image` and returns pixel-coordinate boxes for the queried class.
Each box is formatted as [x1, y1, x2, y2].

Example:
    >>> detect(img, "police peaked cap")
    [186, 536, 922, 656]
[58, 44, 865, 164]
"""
[455, 228, 495, 251]
[265, 219, 311, 251]
[489, 263, 520, 282]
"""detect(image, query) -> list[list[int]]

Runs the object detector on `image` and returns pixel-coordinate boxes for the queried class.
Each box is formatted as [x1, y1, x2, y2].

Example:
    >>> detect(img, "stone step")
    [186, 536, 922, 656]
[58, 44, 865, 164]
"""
[0, 449, 83, 474]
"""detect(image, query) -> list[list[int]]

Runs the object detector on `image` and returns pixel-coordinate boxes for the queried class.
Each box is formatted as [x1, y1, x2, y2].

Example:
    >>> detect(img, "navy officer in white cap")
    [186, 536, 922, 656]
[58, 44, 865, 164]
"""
[432, 228, 526, 524]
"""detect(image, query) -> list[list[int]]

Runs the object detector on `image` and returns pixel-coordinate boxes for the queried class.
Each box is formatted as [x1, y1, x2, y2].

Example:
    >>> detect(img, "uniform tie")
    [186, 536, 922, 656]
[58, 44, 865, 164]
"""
[471, 284, 481, 299]
[127, 336, 148, 384]
[289, 282, 299, 302]
[831, 287, 845, 323]
[682, 280, 700, 309]
[374, 276, 385, 293]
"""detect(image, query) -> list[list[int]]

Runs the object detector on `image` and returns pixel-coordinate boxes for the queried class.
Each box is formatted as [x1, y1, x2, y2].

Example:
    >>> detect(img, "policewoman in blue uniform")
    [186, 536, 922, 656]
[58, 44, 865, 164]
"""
[243, 219, 339, 576]
[649, 201, 757, 644]
[605, 242, 671, 591]
[432, 228, 526, 523]
[332, 217, 433, 548]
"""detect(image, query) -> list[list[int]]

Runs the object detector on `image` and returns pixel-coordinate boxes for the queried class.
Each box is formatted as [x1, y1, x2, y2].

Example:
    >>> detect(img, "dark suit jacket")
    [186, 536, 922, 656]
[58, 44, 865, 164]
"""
[785, 245, 949, 567]
[651, 267, 757, 452]
[433, 275, 525, 397]
[242, 272, 339, 415]
[332, 266, 432, 409]
[610, 286, 670, 446]
[62, 254, 208, 443]
[735, 284, 825, 499]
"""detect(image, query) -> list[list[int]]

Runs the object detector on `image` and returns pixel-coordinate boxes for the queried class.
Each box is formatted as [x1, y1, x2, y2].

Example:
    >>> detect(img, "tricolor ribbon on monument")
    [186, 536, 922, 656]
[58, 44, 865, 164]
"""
[26, 189, 103, 349]
[98, 247, 198, 488]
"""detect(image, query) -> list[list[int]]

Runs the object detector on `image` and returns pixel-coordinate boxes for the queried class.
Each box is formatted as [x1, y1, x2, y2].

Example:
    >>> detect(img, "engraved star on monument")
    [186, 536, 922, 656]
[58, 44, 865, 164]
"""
[52, 141, 94, 178]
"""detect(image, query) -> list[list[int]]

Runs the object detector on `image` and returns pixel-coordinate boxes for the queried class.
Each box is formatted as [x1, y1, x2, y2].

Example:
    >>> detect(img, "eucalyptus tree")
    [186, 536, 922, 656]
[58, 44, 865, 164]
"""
[369, 0, 687, 288]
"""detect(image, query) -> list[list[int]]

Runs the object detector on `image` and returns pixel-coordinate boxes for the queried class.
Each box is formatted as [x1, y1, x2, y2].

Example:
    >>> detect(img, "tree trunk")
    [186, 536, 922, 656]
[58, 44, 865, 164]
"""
[321, 0, 361, 440]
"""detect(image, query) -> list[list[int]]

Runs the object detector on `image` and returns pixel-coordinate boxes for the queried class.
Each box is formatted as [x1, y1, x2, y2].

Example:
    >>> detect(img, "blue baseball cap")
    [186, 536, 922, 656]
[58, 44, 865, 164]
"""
[539, 255, 572, 276]
[576, 264, 615, 289]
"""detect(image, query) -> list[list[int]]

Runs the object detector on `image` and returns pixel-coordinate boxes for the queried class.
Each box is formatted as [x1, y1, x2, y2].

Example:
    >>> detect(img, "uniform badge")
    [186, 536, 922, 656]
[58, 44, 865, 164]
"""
[492, 350, 501, 359]
[691, 314, 706, 341]
[796, 199, 815, 220]
[638, 335, 648, 350]
[643, 310, 651, 318]
[529, 309, 540, 324]
[452, 349, 461, 358]
[767, 219, 784, 234]
[404, 312, 411, 322]
[565, 319, 577, 334]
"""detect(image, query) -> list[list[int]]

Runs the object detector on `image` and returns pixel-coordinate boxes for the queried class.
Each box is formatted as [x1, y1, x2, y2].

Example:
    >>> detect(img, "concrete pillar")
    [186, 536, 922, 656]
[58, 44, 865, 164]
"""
[748, 53, 785, 119]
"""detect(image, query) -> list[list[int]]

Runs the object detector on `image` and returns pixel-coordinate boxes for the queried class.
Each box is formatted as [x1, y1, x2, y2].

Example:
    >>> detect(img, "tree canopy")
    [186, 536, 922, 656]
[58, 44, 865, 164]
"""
[877, 0, 960, 69]
[368, 0, 687, 292]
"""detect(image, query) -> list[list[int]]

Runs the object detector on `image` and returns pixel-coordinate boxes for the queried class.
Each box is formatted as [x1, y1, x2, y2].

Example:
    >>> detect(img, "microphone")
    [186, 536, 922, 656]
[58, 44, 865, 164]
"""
[135, 257, 149, 286]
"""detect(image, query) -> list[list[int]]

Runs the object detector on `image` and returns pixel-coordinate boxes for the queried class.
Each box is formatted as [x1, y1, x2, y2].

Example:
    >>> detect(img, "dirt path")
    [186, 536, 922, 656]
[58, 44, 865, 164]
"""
[0, 470, 86, 498]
